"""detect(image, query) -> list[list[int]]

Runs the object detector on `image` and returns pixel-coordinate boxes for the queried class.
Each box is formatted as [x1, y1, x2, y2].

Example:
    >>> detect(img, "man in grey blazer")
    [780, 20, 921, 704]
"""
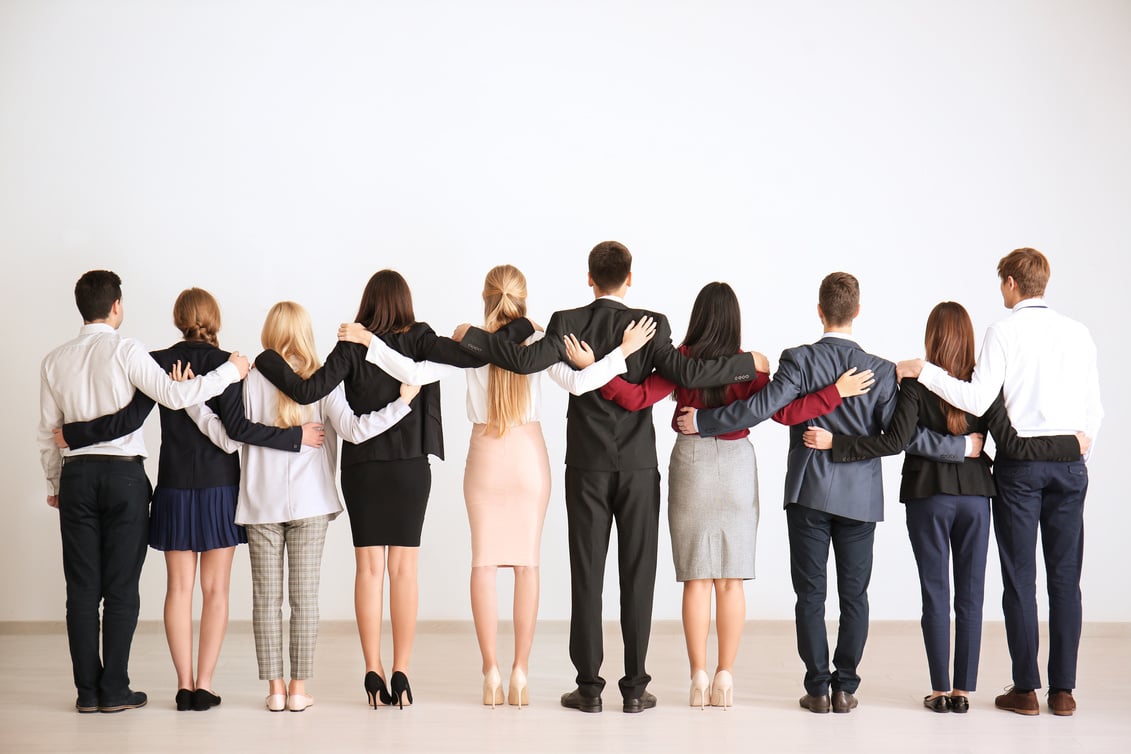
[678, 272, 968, 713]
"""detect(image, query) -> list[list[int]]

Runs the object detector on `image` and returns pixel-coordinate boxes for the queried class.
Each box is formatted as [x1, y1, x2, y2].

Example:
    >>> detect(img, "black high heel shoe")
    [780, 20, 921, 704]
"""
[390, 671, 413, 709]
[364, 672, 391, 708]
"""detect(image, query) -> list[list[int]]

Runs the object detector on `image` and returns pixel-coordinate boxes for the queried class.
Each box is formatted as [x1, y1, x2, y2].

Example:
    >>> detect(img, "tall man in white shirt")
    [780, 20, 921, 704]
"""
[38, 270, 250, 713]
[898, 248, 1102, 717]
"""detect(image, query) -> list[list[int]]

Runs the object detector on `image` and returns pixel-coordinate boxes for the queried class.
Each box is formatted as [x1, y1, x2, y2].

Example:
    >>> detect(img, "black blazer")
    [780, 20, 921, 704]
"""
[61, 340, 302, 489]
[255, 319, 533, 467]
[459, 298, 757, 471]
[831, 378, 1081, 501]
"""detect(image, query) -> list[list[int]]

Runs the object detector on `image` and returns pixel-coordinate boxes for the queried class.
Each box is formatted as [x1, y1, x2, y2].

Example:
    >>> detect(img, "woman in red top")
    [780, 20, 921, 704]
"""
[595, 282, 871, 709]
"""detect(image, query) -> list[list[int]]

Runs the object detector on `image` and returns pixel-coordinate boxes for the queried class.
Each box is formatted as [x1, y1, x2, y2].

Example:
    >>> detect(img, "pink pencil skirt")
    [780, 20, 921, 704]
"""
[463, 421, 551, 567]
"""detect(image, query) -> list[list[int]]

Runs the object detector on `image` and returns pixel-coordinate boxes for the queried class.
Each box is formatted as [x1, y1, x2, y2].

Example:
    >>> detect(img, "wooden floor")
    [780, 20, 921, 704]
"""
[2, 620, 1128, 753]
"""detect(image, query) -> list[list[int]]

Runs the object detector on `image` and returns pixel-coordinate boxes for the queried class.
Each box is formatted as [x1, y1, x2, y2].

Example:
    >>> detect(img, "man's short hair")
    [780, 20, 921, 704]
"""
[74, 270, 122, 322]
[998, 247, 1050, 298]
[819, 271, 860, 326]
[588, 241, 632, 292]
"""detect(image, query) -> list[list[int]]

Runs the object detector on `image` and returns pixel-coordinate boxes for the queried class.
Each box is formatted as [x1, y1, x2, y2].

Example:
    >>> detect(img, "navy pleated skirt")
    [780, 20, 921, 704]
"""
[149, 485, 246, 552]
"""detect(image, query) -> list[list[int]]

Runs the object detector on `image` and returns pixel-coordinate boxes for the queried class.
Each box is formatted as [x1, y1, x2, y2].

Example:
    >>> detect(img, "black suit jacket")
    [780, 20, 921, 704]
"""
[459, 298, 757, 472]
[831, 378, 1081, 501]
[62, 340, 301, 489]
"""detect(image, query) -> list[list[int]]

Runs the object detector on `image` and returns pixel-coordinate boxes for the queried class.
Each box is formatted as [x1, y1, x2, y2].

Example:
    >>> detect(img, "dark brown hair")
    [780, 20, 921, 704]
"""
[173, 287, 221, 347]
[355, 269, 415, 334]
[682, 282, 742, 408]
[74, 270, 121, 321]
[997, 247, 1050, 298]
[924, 301, 976, 435]
[818, 272, 859, 326]
[588, 241, 632, 292]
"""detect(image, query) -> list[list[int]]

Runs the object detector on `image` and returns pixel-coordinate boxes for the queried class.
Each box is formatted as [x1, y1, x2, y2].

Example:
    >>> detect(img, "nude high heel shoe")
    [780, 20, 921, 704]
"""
[508, 668, 529, 708]
[482, 667, 504, 708]
[710, 670, 734, 709]
[689, 670, 710, 709]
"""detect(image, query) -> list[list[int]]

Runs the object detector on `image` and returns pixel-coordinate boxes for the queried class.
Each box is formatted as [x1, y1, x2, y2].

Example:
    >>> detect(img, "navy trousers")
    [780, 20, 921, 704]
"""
[992, 459, 1088, 691]
[57, 457, 150, 705]
[905, 494, 990, 692]
[786, 503, 875, 696]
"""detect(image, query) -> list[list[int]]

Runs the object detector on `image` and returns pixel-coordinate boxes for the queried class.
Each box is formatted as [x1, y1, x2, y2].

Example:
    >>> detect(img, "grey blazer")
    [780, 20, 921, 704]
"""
[696, 335, 965, 522]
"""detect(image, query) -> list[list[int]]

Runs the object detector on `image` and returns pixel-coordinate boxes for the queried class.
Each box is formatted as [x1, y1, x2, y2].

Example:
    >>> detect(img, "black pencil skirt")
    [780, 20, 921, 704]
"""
[340, 457, 431, 547]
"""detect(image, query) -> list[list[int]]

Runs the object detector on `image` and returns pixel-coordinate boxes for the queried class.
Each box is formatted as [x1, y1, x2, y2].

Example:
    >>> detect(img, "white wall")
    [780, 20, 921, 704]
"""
[1, 1, 1127, 624]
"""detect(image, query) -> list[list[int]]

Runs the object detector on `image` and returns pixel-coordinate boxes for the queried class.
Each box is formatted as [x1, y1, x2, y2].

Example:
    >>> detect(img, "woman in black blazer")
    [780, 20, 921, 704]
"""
[253, 270, 532, 709]
[804, 302, 1083, 713]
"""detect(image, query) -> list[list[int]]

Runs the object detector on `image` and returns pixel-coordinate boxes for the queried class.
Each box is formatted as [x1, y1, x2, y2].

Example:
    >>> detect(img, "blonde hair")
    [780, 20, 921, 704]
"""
[260, 301, 321, 428]
[173, 288, 221, 346]
[482, 265, 531, 436]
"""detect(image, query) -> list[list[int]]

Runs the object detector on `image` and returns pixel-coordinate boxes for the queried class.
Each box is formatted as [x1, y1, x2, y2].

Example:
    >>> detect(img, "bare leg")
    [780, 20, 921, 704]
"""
[713, 578, 745, 673]
[512, 566, 539, 675]
[470, 566, 498, 674]
[163, 550, 199, 690]
[388, 546, 419, 674]
[682, 579, 713, 676]
[354, 546, 387, 677]
[195, 547, 235, 692]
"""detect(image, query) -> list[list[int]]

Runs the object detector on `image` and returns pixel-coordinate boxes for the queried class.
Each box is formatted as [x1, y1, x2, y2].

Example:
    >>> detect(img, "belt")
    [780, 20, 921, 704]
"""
[63, 454, 145, 466]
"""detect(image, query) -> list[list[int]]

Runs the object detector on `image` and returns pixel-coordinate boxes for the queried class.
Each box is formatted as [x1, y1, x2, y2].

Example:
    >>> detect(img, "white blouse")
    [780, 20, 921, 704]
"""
[186, 369, 411, 525]
[363, 330, 627, 426]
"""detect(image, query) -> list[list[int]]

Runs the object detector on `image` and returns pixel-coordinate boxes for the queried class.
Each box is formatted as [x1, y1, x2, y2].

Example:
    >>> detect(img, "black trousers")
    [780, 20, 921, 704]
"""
[57, 457, 150, 703]
[787, 503, 875, 696]
[564, 466, 659, 700]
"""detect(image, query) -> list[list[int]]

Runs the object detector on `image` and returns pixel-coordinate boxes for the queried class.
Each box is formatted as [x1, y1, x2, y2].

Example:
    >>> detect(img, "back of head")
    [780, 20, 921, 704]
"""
[924, 301, 976, 434]
[818, 272, 860, 326]
[172, 287, 221, 347]
[588, 241, 632, 293]
[997, 247, 1050, 298]
[682, 281, 742, 407]
[261, 301, 320, 427]
[355, 269, 415, 334]
[74, 270, 121, 322]
[482, 264, 531, 436]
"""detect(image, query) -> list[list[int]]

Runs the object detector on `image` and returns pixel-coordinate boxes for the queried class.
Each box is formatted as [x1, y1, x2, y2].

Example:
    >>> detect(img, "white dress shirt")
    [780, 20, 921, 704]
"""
[38, 323, 241, 495]
[186, 370, 411, 525]
[919, 299, 1103, 444]
[362, 330, 628, 425]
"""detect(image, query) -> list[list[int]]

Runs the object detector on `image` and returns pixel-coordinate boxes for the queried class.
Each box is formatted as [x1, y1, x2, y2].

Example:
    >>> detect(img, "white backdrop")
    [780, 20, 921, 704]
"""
[1, 1, 1127, 625]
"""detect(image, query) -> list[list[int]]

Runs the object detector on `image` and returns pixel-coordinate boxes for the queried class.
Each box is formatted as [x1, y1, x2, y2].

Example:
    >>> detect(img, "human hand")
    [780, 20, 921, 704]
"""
[896, 358, 924, 381]
[228, 352, 250, 379]
[301, 422, 326, 448]
[52, 428, 68, 449]
[1076, 432, 1091, 456]
[750, 351, 770, 373]
[564, 334, 595, 368]
[451, 323, 471, 342]
[676, 406, 698, 435]
[400, 383, 422, 404]
[47, 495, 59, 508]
[836, 367, 875, 398]
[803, 426, 833, 449]
[338, 322, 372, 346]
[618, 316, 657, 358]
[171, 360, 195, 382]
[966, 432, 984, 457]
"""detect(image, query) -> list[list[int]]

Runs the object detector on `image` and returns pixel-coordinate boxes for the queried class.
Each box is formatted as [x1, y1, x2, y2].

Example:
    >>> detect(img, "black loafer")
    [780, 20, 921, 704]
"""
[100, 690, 147, 713]
[175, 689, 193, 711]
[623, 691, 656, 713]
[947, 695, 969, 713]
[193, 688, 221, 711]
[561, 689, 602, 713]
[75, 696, 99, 714]
[924, 694, 949, 713]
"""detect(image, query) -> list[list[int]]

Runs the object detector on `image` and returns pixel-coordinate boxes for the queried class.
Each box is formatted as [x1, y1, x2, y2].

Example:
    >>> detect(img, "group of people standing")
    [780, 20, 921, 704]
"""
[37, 242, 1100, 722]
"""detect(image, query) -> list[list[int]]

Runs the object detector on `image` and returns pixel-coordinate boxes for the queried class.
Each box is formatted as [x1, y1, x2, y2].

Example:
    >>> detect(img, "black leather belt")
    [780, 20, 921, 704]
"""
[63, 454, 145, 466]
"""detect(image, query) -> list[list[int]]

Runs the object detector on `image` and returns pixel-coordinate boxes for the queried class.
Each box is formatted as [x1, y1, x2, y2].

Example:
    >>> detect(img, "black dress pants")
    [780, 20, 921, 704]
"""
[57, 457, 150, 704]
[564, 466, 659, 701]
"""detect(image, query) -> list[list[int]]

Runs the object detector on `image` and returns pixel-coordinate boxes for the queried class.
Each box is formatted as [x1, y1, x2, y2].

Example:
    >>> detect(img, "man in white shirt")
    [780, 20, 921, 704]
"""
[37, 270, 250, 714]
[898, 248, 1101, 717]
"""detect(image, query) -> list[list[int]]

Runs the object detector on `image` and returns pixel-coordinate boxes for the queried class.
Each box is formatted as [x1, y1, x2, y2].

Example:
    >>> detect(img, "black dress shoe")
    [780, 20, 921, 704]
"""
[831, 690, 858, 713]
[623, 691, 657, 713]
[100, 690, 147, 713]
[947, 695, 969, 713]
[924, 694, 949, 713]
[175, 689, 193, 711]
[75, 696, 99, 714]
[561, 688, 602, 713]
[192, 688, 221, 711]
[799, 693, 831, 713]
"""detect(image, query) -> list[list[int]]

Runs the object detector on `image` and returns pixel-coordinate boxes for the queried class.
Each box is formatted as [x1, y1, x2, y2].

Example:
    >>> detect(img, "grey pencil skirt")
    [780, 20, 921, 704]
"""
[667, 433, 759, 581]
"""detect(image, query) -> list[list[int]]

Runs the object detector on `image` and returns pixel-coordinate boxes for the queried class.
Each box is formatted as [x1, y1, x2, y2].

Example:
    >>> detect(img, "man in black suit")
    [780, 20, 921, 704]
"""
[457, 241, 757, 713]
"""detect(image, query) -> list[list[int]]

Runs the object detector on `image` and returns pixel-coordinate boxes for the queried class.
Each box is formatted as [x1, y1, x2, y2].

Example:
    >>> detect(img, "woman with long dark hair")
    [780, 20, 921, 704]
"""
[804, 302, 1084, 712]
[590, 281, 873, 708]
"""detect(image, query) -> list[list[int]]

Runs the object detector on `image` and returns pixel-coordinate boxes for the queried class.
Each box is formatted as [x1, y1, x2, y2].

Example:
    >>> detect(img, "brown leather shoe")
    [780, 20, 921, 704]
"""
[832, 690, 858, 713]
[1048, 689, 1076, 716]
[799, 693, 830, 713]
[995, 686, 1039, 715]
